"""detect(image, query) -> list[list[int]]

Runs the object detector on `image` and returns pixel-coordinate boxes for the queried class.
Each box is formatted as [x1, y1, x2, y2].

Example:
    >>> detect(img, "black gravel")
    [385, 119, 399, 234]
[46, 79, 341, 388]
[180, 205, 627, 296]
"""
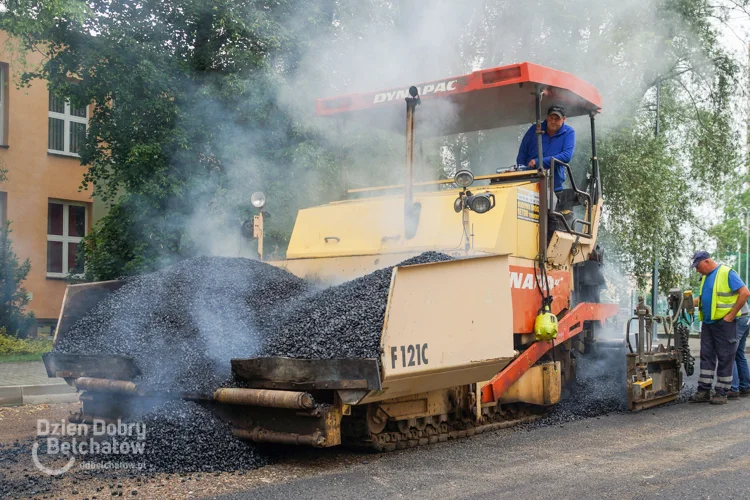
[518, 347, 696, 430]
[258, 251, 453, 359]
[55, 257, 311, 394]
[0, 440, 56, 499]
[55, 252, 452, 393]
[0, 401, 269, 498]
[133, 400, 268, 473]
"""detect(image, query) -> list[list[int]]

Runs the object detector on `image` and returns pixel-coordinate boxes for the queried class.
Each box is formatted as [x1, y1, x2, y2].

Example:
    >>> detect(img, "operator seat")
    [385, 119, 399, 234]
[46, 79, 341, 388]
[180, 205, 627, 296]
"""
[548, 188, 582, 235]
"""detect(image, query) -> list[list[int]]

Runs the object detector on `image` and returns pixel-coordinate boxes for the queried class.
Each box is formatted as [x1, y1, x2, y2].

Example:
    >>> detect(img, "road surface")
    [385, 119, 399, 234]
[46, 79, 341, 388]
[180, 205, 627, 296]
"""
[214, 398, 750, 500]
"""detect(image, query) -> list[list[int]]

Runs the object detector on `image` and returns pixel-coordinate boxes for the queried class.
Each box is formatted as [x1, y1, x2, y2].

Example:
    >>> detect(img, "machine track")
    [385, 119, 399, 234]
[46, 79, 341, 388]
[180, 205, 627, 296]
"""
[345, 403, 544, 452]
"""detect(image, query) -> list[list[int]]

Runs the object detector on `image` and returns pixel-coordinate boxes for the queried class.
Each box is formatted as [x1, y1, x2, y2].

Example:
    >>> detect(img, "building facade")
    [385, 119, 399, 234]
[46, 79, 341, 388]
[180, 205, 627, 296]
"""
[0, 32, 92, 336]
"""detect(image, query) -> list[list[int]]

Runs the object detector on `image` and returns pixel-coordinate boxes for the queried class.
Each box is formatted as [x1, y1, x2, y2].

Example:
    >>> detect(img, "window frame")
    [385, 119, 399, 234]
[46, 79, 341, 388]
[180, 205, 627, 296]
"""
[46, 200, 88, 278]
[0, 191, 6, 231]
[0, 64, 5, 146]
[48, 96, 88, 157]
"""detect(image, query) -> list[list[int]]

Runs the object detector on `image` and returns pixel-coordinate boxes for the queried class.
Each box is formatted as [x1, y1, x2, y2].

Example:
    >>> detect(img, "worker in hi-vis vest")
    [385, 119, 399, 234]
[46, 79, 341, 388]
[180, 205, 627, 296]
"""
[689, 251, 750, 404]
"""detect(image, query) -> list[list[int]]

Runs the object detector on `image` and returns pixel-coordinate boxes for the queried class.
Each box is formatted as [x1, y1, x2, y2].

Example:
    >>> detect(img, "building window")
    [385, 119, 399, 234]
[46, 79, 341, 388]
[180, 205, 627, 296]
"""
[0, 191, 6, 230]
[47, 200, 87, 277]
[48, 94, 87, 156]
[0, 63, 7, 145]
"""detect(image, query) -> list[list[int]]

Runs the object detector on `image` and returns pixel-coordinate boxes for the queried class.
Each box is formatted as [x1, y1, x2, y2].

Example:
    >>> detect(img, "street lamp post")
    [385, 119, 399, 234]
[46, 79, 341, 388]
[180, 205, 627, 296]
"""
[652, 83, 661, 326]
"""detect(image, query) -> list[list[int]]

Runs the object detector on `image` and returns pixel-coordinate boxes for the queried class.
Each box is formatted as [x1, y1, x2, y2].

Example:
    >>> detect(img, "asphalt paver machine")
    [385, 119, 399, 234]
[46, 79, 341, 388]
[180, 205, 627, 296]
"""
[45, 62, 674, 449]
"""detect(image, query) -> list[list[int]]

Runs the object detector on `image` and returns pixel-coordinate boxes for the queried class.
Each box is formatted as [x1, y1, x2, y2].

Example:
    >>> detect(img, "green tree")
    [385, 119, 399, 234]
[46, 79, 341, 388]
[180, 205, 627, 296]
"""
[704, 176, 750, 282]
[2, 0, 747, 290]
[0, 223, 35, 337]
[2, 0, 340, 279]
[597, 124, 693, 291]
[316, 0, 744, 291]
[440, 0, 745, 292]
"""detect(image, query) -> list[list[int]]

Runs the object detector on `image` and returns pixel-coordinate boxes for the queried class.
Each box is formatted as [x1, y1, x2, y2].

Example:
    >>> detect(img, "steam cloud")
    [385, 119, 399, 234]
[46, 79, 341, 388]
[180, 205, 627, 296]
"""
[111, 1, 709, 365]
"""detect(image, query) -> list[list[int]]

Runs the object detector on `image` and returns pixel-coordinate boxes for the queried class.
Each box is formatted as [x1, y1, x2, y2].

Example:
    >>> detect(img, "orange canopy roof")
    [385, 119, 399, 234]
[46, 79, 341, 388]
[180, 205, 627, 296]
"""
[316, 62, 602, 136]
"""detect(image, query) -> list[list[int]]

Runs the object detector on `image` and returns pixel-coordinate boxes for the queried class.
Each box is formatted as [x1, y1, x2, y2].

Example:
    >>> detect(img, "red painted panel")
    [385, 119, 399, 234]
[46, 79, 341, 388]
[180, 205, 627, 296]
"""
[316, 62, 602, 118]
[481, 303, 619, 404]
[509, 265, 571, 334]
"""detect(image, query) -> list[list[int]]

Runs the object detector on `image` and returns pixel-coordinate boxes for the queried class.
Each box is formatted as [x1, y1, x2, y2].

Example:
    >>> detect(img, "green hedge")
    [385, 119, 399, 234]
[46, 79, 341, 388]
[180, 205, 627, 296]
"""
[0, 327, 53, 356]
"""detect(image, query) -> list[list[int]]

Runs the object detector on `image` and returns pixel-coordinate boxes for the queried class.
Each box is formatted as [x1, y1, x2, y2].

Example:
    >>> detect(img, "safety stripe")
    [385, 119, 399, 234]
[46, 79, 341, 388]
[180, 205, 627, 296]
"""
[716, 303, 734, 308]
[698, 377, 713, 384]
[700, 370, 715, 376]
[716, 382, 732, 389]
[718, 376, 734, 382]
[717, 291, 738, 297]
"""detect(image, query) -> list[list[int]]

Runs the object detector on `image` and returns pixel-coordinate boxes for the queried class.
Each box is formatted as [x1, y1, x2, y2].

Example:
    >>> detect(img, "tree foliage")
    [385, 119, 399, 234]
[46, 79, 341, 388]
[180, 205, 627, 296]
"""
[446, 0, 744, 292]
[2, 0, 341, 279]
[0, 223, 35, 337]
[597, 125, 692, 290]
[1, 0, 748, 291]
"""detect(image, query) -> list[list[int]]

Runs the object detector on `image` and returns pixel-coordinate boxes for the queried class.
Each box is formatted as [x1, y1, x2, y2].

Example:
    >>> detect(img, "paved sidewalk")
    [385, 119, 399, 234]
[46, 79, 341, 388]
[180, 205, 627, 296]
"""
[0, 361, 77, 406]
[0, 361, 64, 387]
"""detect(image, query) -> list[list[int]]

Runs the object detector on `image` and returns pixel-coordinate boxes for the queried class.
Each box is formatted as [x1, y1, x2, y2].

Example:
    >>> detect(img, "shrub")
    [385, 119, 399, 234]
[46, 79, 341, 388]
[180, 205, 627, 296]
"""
[0, 222, 35, 337]
[0, 327, 53, 356]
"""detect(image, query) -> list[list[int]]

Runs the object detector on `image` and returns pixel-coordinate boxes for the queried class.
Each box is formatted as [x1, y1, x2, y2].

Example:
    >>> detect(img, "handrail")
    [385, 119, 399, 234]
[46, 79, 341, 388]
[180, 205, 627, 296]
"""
[346, 170, 539, 194]
[480, 302, 619, 404]
[548, 158, 593, 237]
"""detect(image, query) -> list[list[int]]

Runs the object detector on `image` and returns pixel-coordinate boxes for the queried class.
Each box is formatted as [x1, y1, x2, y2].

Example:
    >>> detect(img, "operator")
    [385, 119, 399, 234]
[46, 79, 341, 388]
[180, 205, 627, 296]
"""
[516, 104, 576, 195]
[688, 251, 750, 405]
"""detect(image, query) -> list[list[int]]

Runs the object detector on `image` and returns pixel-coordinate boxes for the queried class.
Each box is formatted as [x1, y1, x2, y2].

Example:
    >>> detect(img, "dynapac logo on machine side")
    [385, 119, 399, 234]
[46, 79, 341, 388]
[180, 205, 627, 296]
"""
[372, 79, 459, 104]
[510, 272, 564, 290]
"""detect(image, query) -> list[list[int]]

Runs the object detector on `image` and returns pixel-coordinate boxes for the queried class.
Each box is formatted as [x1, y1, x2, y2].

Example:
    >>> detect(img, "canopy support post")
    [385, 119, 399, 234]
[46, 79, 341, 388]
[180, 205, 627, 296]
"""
[404, 87, 421, 239]
[535, 85, 548, 263]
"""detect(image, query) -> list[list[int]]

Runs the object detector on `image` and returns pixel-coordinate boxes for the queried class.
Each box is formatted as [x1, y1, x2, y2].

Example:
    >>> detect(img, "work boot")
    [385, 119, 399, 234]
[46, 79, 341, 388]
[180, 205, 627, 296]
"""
[727, 390, 740, 400]
[710, 394, 728, 405]
[740, 389, 750, 398]
[689, 390, 711, 403]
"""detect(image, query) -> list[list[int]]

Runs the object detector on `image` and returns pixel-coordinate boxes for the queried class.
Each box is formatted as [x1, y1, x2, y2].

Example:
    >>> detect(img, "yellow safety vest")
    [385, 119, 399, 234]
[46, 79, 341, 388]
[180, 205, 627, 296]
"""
[699, 265, 742, 321]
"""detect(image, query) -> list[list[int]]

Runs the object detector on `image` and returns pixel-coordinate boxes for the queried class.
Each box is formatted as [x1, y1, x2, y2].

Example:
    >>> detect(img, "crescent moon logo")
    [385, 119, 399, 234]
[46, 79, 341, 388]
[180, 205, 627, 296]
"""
[32, 441, 76, 476]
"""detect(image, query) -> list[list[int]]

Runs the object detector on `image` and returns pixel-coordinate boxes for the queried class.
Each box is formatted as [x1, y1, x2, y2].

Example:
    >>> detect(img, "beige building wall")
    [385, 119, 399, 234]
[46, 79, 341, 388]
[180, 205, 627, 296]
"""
[0, 32, 93, 334]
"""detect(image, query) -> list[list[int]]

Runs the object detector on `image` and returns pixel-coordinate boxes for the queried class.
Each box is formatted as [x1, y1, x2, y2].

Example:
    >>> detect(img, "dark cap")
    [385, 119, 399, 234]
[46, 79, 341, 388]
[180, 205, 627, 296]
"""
[691, 250, 710, 268]
[547, 105, 566, 118]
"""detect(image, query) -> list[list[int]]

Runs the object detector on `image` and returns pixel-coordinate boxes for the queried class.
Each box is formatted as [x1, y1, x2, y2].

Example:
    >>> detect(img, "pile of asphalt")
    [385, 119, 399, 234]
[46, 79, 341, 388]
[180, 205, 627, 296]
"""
[517, 348, 629, 431]
[0, 440, 55, 500]
[258, 251, 453, 359]
[55, 257, 311, 394]
[134, 400, 268, 473]
[55, 252, 453, 393]
[519, 347, 696, 430]
[0, 401, 268, 498]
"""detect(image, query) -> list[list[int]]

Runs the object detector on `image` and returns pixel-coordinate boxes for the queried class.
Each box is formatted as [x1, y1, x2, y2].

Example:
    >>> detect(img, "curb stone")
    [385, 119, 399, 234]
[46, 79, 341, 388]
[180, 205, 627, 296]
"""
[0, 383, 78, 406]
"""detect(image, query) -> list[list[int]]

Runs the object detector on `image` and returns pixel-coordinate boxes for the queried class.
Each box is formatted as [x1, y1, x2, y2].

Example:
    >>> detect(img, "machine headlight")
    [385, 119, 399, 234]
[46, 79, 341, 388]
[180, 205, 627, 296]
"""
[454, 196, 464, 213]
[467, 193, 495, 214]
[251, 192, 266, 209]
[454, 169, 474, 188]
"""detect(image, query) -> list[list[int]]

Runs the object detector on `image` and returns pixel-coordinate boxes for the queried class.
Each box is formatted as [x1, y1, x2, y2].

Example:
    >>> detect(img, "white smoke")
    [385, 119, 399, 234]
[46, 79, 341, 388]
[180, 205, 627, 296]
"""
[182, 0, 731, 260]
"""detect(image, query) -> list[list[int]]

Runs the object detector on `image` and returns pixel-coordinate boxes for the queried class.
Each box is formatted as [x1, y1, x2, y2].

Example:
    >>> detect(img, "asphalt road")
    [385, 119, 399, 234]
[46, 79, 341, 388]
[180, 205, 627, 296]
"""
[213, 397, 750, 500]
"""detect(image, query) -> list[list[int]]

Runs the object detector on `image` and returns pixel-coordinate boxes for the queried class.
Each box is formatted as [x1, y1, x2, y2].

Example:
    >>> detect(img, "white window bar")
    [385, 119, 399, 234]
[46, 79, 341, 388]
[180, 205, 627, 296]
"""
[46, 200, 87, 278]
[48, 95, 88, 156]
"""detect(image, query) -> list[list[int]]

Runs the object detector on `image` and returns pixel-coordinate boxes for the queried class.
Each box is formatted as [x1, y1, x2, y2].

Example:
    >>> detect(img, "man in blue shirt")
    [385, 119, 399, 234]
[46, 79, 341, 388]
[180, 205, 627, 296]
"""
[516, 104, 576, 193]
[689, 251, 750, 404]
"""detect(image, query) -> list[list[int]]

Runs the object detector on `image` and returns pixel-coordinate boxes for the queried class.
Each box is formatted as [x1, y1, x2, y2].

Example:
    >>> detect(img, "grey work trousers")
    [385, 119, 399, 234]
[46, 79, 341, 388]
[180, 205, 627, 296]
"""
[698, 319, 739, 396]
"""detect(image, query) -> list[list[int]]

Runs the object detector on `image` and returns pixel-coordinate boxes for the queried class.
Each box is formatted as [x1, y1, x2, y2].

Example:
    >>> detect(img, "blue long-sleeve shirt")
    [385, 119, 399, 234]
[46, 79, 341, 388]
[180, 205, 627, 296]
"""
[516, 121, 576, 192]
